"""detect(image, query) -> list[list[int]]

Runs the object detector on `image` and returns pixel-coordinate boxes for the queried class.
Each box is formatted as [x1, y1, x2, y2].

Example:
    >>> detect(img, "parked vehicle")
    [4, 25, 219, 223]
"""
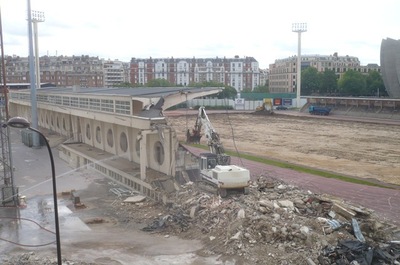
[276, 106, 288, 110]
[309, 105, 331, 115]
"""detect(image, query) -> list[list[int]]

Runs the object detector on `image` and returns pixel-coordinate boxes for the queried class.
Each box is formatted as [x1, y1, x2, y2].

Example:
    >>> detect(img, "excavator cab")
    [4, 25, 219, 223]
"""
[199, 153, 218, 170]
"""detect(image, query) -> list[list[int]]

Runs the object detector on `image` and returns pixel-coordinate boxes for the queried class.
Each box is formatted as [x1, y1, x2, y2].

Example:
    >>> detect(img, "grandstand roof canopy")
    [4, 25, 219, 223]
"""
[36, 86, 222, 99]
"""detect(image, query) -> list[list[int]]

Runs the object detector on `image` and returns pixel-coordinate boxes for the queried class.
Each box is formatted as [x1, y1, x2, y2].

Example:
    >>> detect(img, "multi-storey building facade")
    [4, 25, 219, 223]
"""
[268, 53, 380, 93]
[130, 56, 260, 92]
[259, 68, 269, 87]
[4, 55, 123, 88]
[103, 60, 130, 87]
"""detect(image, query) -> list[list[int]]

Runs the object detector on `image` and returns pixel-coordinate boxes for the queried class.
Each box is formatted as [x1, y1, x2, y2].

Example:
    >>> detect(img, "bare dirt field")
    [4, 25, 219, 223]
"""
[166, 111, 400, 186]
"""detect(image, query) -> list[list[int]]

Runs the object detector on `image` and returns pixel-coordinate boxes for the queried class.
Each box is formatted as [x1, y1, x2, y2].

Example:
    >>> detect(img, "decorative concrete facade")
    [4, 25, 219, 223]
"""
[8, 86, 221, 201]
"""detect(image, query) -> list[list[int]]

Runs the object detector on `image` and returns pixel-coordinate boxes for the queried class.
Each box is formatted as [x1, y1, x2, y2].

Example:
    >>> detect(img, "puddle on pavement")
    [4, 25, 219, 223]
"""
[0, 195, 236, 265]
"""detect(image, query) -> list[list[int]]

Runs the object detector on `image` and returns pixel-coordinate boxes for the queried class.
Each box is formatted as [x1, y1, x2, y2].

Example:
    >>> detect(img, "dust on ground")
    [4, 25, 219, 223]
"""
[166, 112, 400, 186]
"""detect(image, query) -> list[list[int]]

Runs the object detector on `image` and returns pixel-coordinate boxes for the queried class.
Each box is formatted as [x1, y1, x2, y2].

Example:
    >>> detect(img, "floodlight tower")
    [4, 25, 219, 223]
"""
[26, 0, 40, 147]
[32, 10, 45, 94]
[292, 23, 307, 109]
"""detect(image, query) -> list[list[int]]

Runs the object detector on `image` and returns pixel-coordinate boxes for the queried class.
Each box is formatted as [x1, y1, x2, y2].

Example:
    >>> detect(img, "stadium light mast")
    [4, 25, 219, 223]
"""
[32, 10, 45, 95]
[292, 23, 307, 109]
[26, 0, 40, 147]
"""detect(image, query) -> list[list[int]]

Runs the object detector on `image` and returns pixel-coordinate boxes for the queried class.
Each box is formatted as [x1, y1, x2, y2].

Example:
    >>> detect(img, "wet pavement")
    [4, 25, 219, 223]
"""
[0, 129, 232, 264]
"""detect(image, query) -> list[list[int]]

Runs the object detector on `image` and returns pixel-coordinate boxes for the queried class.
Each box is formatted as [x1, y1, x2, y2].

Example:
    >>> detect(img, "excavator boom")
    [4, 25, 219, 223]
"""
[187, 106, 250, 197]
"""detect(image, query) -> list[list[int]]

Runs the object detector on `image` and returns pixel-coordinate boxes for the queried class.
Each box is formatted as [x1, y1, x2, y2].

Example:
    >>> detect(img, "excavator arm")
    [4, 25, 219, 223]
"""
[192, 107, 230, 165]
[196, 107, 225, 155]
[188, 107, 250, 197]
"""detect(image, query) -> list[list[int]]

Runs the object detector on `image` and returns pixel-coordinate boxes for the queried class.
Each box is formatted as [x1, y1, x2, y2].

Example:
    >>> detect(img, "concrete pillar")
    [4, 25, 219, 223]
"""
[139, 131, 148, 182]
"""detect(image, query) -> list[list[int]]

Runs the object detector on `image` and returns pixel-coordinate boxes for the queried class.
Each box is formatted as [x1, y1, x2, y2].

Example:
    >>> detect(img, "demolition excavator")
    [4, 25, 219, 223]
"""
[186, 107, 250, 197]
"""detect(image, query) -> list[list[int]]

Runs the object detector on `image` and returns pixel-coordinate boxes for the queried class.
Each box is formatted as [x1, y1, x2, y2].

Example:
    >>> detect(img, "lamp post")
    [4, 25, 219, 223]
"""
[292, 22, 307, 109]
[7, 117, 62, 265]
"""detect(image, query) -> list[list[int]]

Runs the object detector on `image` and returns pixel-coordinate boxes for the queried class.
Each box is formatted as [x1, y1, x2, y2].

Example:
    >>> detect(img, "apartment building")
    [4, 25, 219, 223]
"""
[130, 56, 261, 92]
[268, 53, 380, 93]
[5, 55, 106, 88]
[4, 55, 263, 91]
[103, 60, 130, 87]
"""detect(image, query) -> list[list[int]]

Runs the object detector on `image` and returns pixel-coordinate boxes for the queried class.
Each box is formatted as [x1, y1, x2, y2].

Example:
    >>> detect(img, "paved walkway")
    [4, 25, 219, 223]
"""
[183, 145, 400, 226]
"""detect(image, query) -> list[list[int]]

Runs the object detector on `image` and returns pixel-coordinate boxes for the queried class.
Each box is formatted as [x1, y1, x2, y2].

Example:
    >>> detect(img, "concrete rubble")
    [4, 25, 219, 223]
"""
[3, 174, 400, 264]
[135, 174, 400, 264]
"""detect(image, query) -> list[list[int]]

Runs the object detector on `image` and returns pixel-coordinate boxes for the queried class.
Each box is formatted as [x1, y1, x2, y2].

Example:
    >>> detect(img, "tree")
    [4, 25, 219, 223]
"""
[241, 88, 252, 93]
[187, 81, 237, 99]
[338, 70, 366, 96]
[146, 78, 173, 87]
[365, 71, 387, 97]
[320, 69, 338, 95]
[253, 84, 269, 93]
[301, 67, 321, 95]
[188, 81, 223, 88]
[115, 82, 133, 88]
[217, 86, 237, 99]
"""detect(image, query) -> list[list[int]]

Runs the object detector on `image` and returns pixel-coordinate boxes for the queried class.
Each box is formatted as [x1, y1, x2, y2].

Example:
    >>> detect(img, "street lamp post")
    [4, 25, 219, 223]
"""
[292, 22, 307, 109]
[7, 117, 62, 265]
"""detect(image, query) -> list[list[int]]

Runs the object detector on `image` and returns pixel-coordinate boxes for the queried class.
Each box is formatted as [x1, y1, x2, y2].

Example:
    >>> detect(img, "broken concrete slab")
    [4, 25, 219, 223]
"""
[123, 195, 146, 203]
[332, 203, 356, 220]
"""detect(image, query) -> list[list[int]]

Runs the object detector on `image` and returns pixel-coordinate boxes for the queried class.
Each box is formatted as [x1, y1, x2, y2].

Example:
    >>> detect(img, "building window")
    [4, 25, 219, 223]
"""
[107, 128, 114, 147]
[154, 141, 164, 165]
[120, 132, 128, 152]
[86, 124, 91, 140]
[96, 126, 101, 144]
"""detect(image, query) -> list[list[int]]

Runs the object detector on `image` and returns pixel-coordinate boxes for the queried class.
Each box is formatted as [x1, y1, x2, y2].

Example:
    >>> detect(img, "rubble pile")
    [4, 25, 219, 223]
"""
[3, 176, 399, 264]
[131, 175, 399, 264]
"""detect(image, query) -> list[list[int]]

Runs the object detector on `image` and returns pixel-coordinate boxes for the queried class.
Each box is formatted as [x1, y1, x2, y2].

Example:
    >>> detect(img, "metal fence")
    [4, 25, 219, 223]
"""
[188, 98, 264, 111]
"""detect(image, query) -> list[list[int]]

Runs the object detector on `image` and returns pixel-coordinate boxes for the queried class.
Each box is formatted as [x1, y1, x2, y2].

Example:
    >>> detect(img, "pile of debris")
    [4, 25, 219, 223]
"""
[120, 174, 400, 264]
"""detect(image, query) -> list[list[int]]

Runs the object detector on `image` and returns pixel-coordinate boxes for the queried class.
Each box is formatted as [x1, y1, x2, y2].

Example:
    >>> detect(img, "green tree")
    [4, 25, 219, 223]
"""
[146, 78, 173, 87]
[188, 81, 223, 88]
[217, 86, 238, 99]
[301, 67, 321, 95]
[320, 69, 338, 95]
[115, 82, 133, 87]
[241, 88, 252, 93]
[365, 71, 387, 97]
[253, 84, 269, 93]
[187, 81, 236, 99]
[338, 70, 366, 96]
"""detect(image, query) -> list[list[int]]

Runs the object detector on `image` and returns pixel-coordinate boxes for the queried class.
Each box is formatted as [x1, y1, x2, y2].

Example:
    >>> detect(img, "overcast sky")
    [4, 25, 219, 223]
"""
[1, 0, 399, 69]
